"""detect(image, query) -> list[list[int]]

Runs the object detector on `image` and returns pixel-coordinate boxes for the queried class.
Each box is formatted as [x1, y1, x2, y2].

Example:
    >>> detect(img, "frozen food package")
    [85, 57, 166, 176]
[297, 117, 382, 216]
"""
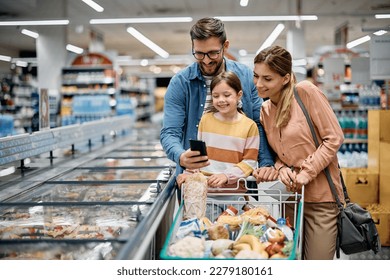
[183, 173, 208, 220]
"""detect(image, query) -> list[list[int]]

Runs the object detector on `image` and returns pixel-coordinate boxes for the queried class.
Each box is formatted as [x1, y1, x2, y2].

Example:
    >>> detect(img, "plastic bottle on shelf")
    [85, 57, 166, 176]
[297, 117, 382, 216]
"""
[276, 217, 294, 241]
[338, 111, 347, 136]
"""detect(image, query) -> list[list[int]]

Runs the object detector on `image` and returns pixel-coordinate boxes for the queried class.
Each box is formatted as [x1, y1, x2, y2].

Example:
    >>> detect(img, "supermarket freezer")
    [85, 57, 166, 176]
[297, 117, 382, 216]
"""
[0, 116, 177, 260]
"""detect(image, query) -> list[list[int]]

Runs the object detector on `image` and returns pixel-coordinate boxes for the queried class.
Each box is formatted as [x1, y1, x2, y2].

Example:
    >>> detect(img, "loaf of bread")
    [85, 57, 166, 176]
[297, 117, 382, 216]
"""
[183, 173, 208, 220]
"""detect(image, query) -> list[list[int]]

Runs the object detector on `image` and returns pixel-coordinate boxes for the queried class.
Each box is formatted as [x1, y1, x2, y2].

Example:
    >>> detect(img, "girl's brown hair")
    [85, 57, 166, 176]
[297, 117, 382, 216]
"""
[254, 46, 296, 127]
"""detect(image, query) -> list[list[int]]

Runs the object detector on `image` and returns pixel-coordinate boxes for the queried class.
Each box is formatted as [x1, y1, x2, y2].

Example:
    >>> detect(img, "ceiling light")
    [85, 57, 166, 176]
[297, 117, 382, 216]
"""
[66, 44, 84, 54]
[257, 23, 285, 54]
[91, 17, 193, 24]
[373, 30, 388, 36]
[0, 19, 69, 26]
[375, 14, 390, 19]
[15, 60, 28, 67]
[82, 0, 104, 12]
[21, 28, 39, 39]
[215, 15, 317, 22]
[0, 55, 12, 62]
[240, 0, 249, 7]
[140, 59, 149, 66]
[127, 27, 169, 59]
[346, 35, 371, 49]
[239, 49, 248, 56]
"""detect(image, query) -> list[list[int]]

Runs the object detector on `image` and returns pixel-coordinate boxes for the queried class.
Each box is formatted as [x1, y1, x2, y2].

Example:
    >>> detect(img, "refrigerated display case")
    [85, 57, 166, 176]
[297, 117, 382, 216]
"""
[0, 116, 177, 260]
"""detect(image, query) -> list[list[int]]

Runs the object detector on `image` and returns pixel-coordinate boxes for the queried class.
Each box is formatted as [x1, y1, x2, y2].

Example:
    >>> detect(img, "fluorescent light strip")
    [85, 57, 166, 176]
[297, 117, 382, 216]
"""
[0, 19, 69, 26]
[16, 60, 28, 67]
[257, 23, 285, 54]
[66, 44, 84, 54]
[374, 30, 388, 36]
[375, 14, 390, 19]
[21, 29, 39, 39]
[346, 35, 371, 49]
[82, 0, 104, 12]
[0, 55, 12, 62]
[91, 17, 193, 24]
[216, 15, 318, 22]
[127, 27, 169, 59]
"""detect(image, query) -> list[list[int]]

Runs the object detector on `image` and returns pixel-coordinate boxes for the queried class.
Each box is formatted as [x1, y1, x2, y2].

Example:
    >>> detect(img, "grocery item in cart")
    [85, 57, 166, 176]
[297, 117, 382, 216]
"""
[183, 173, 208, 220]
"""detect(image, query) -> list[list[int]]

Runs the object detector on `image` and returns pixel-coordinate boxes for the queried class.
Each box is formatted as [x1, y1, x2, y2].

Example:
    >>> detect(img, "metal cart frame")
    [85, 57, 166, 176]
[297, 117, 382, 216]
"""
[160, 177, 304, 260]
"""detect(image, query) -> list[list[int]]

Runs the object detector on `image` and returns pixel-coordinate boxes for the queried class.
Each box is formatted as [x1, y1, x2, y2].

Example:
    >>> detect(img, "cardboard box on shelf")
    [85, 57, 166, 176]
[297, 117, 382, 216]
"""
[368, 110, 390, 172]
[379, 174, 390, 209]
[379, 142, 390, 208]
[341, 168, 379, 207]
[369, 210, 390, 247]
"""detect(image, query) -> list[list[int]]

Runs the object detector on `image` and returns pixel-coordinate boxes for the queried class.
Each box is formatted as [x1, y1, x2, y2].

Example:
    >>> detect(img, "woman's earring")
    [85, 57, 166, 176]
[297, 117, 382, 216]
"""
[237, 100, 243, 109]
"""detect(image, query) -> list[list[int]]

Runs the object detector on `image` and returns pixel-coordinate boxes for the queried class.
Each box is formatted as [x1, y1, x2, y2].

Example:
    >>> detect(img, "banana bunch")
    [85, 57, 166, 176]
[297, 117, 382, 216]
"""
[230, 234, 268, 259]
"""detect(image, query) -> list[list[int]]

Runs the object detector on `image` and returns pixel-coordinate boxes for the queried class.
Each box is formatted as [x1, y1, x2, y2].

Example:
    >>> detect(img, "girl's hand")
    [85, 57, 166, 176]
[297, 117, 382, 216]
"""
[176, 173, 188, 188]
[207, 174, 228, 187]
[253, 167, 279, 183]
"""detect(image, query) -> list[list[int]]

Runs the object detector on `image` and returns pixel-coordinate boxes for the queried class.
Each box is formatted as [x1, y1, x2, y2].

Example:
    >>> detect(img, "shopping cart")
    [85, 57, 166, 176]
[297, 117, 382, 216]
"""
[160, 177, 304, 260]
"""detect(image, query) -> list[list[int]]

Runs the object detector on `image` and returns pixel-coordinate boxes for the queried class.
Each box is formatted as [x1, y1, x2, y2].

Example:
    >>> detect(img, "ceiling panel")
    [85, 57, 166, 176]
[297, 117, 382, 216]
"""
[0, 0, 389, 74]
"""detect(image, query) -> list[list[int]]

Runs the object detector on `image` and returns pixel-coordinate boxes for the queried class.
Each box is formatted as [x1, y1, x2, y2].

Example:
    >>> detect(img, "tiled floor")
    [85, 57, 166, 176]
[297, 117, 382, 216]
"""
[337, 246, 390, 260]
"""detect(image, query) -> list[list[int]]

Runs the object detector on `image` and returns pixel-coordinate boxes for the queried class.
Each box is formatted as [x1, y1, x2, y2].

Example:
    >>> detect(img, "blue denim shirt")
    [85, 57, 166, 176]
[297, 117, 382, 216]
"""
[160, 58, 274, 175]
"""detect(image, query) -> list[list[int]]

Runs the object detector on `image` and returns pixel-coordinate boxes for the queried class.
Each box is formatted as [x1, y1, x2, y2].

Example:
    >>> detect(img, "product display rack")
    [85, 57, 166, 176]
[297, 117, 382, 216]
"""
[0, 116, 177, 260]
[119, 87, 153, 121]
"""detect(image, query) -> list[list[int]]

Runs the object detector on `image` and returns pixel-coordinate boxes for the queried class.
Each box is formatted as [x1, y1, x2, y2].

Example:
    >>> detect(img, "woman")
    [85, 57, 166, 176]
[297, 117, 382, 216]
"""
[252, 45, 345, 260]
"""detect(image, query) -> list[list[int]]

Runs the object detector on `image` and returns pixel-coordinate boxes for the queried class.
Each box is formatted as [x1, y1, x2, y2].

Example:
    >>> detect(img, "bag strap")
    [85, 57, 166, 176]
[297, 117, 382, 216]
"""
[293, 86, 347, 208]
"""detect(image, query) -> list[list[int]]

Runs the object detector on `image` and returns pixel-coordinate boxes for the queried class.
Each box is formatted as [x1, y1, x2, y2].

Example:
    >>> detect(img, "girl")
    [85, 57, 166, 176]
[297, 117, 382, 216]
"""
[177, 71, 259, 193]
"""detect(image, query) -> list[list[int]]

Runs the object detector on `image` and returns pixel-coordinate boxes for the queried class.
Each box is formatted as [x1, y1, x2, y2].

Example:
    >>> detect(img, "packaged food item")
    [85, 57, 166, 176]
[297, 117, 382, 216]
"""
[183, 173, 208, 220]
[242, 203, 255, 212]
[220, 206, 238, 216]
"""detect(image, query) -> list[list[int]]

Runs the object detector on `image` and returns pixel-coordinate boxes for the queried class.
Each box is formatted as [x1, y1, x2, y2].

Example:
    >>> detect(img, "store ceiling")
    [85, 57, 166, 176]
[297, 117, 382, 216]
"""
[0, 0, 389, 75]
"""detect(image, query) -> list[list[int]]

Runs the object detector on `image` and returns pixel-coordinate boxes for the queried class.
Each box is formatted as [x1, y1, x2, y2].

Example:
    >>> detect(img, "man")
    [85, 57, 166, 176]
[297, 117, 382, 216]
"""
[160, 17, 276, 182]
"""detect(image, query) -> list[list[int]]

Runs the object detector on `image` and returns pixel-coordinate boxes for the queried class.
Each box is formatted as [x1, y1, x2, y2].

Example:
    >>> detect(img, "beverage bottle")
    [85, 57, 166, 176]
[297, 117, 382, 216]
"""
[276, 217, 294, 241]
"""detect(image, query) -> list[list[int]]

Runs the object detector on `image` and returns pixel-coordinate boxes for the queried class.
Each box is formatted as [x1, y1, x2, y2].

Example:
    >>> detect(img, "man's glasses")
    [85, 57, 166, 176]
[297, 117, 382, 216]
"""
[192, 45, 224, 60]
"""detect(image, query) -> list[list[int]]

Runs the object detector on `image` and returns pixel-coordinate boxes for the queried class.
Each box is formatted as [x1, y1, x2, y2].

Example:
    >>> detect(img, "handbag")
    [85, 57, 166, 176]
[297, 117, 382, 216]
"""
[293, 86, 381, 258]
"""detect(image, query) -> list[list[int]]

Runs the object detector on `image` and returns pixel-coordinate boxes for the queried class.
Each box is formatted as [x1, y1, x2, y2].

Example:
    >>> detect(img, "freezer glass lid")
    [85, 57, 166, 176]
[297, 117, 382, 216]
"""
[0, 203, 150, 241]
[53, 167, 171, 181]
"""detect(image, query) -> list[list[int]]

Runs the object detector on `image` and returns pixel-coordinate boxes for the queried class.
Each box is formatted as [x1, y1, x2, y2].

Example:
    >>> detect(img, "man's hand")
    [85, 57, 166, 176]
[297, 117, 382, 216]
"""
[252, 166, 278, 183]
[179, 149, 210, 170]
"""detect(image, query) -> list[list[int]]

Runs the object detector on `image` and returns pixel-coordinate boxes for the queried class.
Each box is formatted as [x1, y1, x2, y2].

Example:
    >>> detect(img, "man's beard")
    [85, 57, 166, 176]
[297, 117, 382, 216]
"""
[199, 59, 224, 76]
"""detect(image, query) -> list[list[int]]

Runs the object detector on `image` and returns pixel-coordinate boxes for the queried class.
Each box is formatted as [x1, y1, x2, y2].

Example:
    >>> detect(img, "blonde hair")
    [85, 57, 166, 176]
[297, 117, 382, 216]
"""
[254, 46, 296, 127]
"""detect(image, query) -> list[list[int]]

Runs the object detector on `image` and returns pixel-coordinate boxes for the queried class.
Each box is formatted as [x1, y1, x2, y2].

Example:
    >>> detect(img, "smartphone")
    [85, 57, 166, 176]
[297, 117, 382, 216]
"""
[189, 139, 208, 156]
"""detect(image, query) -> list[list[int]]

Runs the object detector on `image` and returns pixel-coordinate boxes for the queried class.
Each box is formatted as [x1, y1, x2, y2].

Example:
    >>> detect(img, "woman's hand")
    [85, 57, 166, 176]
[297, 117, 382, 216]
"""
[295, 172, 310, 192]
[278, 166, 299, 192]
[253, 167, 279, 183]
[207, 174, 228, 188]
